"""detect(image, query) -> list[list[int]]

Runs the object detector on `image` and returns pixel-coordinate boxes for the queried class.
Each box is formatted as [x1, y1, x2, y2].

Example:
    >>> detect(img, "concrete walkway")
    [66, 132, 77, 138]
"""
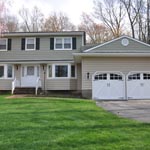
[96, 100, 150, 123]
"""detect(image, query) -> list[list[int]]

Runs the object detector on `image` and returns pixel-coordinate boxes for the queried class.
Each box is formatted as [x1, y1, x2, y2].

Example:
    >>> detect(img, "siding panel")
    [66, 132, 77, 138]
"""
[82, 57, 150, 90]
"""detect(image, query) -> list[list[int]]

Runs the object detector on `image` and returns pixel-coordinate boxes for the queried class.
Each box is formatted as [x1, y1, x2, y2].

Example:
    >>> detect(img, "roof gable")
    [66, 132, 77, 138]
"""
[84, 36, 150, 53]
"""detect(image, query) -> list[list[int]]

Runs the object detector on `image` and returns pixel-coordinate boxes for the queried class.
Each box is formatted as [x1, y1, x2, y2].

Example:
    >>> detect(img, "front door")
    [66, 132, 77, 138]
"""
[21, 65, 40, 87]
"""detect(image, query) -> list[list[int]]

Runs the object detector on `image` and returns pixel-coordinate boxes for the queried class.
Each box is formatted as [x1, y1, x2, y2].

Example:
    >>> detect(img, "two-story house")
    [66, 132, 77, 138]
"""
[1, 31, 150, 100]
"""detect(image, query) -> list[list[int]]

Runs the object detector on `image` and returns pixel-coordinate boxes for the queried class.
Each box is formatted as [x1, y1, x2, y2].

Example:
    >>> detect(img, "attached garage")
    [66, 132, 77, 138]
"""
[127, 72, 150, 99]
[74, 35, 150, 100]
[92, 72, 125, 100]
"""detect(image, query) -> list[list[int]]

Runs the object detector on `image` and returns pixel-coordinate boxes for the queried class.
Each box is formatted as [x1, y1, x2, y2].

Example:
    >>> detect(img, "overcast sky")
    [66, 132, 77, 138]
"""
[10, 0, 94, 25]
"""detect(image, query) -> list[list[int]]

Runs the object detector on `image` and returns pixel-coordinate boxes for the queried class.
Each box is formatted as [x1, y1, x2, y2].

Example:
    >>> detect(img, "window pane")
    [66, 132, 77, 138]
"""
[56, 38, 63, 49]
[27, 39, 34, 44]
[27, 44, 34, 49]
[0, 39, 6, 50]
[94, 74, 107, 80]
[0, 66, 4, 78]
[55, 65, 68, 77]
[26, 39, 35, 49]
[128, 73, 140, 80]
[48, 65, 52, 77]
[7, 65, 13, 78]
[27, 66, 34, 76]
[37, 66, 40, 77]
[71, 65, 75, 77]
[64, 38, 71, 49]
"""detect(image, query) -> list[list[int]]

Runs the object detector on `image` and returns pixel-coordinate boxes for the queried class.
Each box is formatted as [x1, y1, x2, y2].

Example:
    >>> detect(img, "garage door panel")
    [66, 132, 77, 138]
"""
[127, 72, 150, 99]
[92, 72, 125, 100]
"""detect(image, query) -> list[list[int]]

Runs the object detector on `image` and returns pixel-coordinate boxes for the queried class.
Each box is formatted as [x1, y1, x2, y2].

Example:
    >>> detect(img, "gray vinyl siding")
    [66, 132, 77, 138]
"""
[0, 36, 82, 61]
[77, 63, 82, 91]
[87, 38, 150, 53]
[45, 79, 77, 90]
[0, 80, 13, 90]
[82, 57, 150, 90]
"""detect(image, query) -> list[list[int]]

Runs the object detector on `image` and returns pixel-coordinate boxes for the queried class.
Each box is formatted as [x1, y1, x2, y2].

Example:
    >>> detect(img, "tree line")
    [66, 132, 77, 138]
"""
[0, 0, 150, 44]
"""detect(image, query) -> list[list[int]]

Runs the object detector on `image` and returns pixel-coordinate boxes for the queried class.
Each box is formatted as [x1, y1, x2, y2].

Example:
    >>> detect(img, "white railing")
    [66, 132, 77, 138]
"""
[35, 77, 42, 95]
[12, 78, 20, 94]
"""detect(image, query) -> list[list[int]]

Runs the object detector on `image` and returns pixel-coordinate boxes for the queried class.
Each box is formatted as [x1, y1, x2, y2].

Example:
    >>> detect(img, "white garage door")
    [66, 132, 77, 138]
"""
[92, 72, 125, 100]
[127, 72, 150, 99]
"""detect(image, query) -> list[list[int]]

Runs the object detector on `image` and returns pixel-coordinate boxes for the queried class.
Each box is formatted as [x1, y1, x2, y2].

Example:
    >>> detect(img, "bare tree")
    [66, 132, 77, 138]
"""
[147, 0, 150, 43]
[120, 0, 144, 38]
[19, 6, 44, 32]
[94, 0, 125, 38]
[79, 13, 112, 43]
[5, 15, 19, 32]
[0, 0, 10, 33]
[42, 12, 75, 31]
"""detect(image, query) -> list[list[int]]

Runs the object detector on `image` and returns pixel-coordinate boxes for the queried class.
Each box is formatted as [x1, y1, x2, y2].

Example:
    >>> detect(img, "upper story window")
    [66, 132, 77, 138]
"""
[54, 37, 72, 50]
[22, 38, 40, 51]
[26, 38, 35, 50]
[0, 39, 7, 51]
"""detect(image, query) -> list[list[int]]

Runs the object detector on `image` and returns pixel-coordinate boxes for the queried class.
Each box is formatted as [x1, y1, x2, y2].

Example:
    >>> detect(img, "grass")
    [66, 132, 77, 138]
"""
[0, 95, 150, 150]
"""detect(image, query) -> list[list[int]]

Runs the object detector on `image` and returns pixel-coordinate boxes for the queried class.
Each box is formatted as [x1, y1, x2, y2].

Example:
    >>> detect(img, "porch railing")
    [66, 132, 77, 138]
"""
[12, 78, 20, 94]
[35, 77, 42, 95]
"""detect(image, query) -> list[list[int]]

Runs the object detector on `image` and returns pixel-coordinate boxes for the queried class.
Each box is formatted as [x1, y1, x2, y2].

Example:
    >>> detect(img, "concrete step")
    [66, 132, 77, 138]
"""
[14, 87, 36, 94]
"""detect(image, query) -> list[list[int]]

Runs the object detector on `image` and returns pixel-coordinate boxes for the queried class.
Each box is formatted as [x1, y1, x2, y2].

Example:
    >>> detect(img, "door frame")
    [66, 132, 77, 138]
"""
[21, 64, 40, 87]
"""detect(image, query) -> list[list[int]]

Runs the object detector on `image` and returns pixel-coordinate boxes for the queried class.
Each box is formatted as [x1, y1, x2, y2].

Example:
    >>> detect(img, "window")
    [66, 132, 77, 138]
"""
[27, 66, 34, 76]
[26, 38, 35, 50]
[48, 65, 52, 78]
[0, 66, 4, 78]
[143, 73, 150, 80]
[55, 65, 68, 77]
[71, 65, 75, 78]
[0, 65, 13, 79]
[7, 65, 13, 78]
[110, 73, 122, 80]
[94, 74, 107, 80]
[55, 37, 72, 50]
[64, 38, 71, 49]
[55, 38, 63, 49]
[0, 39, 7, 51]
[47, 64, 76, 78]
[128, 73, 140, 80]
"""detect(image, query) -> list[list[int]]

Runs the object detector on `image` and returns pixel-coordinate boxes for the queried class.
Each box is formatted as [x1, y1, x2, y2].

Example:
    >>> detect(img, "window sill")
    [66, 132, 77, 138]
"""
[47, 77, 77, 80]
[54, 49, 72, 51]
[0, 50, 7, 51]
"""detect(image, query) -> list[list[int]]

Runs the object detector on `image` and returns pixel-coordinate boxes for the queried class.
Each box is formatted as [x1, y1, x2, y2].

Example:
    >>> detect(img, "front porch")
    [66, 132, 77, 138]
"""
[12, 64, 44, 95]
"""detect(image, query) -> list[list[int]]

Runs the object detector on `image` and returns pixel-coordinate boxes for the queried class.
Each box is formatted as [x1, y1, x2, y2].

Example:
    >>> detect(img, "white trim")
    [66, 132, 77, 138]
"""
[0, 64, 14, 79]
[25, 37, 36, 51]
[47, 63, 77, 79]
[0, 38, 7, 51]
[84, 35, 150, 52]
[74, 53, 150, 57]
[54, 37, 72, 50]
[92, 71, 124, 81]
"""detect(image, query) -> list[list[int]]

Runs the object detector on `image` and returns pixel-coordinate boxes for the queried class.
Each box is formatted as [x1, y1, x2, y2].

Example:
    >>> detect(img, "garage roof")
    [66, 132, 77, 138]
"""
[83, 36, 150, 53]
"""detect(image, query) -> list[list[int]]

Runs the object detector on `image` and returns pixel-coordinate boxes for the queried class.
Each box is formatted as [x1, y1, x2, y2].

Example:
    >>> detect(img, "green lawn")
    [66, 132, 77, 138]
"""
[0, 95, 150, 150]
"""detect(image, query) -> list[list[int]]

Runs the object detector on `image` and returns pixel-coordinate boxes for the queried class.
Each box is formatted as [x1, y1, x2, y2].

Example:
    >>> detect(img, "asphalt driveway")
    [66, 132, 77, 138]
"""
[96, 100, 150, 123]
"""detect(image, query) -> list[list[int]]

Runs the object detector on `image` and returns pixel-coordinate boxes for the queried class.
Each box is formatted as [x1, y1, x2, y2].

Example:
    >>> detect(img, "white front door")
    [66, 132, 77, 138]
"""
[127, 72, 150, 99]
[92, 72, 125, 100]
[21, 65, 40, 87]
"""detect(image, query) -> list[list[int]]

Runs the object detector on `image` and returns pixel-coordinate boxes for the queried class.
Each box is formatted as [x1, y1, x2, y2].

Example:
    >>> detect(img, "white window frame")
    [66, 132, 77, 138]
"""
[54, 37, 72, 50]
[0, 64, 14, 79]
[25, 38, 36, 51]
[47, 63, 77, 79]
[0, 38, 7, 51]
